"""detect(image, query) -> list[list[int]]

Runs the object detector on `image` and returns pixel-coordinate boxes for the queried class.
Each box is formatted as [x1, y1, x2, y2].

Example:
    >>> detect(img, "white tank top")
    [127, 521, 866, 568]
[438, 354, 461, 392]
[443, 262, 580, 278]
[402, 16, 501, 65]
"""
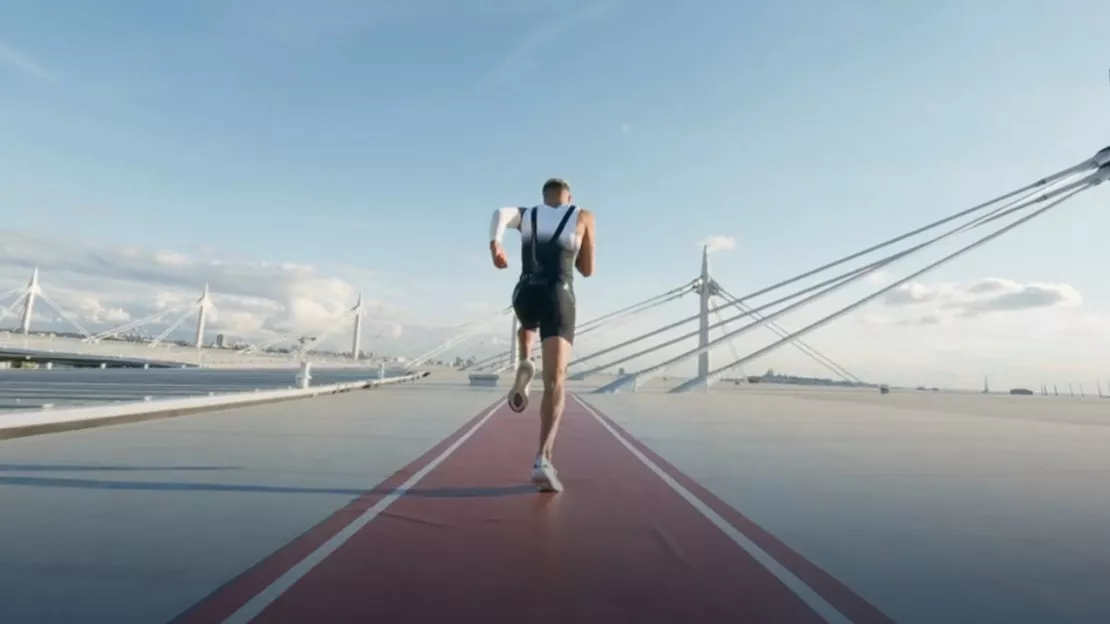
[519, 204, 580, 251]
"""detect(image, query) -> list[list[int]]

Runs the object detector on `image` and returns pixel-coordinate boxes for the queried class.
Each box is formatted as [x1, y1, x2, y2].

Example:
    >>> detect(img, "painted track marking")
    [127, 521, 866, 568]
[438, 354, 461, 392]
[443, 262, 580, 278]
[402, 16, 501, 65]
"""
[219, 400, 504, 624]
[573, 394, 854, 624]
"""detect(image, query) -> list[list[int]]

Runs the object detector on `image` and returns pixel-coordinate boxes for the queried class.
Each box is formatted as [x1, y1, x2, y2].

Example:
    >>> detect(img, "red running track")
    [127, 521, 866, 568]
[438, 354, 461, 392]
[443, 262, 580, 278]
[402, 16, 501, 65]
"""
[174, 395, 893, 624]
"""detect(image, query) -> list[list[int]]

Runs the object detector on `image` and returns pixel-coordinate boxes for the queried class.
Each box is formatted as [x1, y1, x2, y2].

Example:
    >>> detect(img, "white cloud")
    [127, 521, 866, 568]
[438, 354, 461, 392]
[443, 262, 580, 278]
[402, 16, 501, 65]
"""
[882, 282, 936, 306]
[700, 235, 736, 254]
[71, 296, 131, 325]
[864, 269, 889, 285]
[153, 250, 191, 267]
[876, 277, 1081, 325]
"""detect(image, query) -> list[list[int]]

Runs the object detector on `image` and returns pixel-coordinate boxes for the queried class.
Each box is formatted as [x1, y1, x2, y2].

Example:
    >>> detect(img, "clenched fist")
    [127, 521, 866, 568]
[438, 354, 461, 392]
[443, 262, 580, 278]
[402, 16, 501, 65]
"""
[490, 241, 508, 269]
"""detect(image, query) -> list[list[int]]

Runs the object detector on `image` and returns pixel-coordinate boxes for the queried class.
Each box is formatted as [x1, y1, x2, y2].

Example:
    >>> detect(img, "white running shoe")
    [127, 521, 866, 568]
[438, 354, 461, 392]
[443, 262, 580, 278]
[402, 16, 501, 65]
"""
[531, 456, 563, 493]
[507, 359, 535, 413]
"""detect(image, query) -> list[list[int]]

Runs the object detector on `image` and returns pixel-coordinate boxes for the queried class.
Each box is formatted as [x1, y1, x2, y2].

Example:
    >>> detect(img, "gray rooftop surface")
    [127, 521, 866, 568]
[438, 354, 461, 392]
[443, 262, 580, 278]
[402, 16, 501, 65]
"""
[1, 371, 1108, 623]
[0, 366, 412, 411]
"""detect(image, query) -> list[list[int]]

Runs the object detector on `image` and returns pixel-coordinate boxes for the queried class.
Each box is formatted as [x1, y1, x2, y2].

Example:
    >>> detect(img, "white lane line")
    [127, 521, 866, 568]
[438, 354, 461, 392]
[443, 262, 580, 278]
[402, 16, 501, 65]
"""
[572, 394, 853, 624]
[222, 400, 505, 624]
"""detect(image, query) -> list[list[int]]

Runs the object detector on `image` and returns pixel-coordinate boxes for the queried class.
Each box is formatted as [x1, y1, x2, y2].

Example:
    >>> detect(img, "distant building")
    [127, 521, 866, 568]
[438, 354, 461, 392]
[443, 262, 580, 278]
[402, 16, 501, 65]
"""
[215, 334, 226, 348]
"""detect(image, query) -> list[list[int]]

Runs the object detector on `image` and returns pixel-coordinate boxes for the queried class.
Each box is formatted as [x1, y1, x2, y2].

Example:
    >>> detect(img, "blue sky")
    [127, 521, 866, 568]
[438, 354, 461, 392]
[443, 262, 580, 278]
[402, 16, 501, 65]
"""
[2, 0, 1110, 387]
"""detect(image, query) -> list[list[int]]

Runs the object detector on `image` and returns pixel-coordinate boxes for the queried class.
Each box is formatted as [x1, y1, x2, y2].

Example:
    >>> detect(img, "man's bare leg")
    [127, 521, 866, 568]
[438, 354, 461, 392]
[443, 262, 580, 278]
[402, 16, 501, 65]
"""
[538, 336, 569, 459]
[508, 326, 537, 413]
[531, 336, 570, 492]
[517, 326, 534, 362]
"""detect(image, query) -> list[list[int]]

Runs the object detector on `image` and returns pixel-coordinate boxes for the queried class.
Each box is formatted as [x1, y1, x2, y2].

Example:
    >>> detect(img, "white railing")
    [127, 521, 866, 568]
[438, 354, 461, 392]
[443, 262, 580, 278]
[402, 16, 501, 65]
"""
[0, 371, 430, 435]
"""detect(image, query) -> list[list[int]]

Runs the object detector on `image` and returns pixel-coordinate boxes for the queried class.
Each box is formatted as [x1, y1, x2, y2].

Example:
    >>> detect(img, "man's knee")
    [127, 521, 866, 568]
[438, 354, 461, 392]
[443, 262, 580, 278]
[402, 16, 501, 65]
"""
[540, 333, 571, 393]
[542, 364, 566, 394]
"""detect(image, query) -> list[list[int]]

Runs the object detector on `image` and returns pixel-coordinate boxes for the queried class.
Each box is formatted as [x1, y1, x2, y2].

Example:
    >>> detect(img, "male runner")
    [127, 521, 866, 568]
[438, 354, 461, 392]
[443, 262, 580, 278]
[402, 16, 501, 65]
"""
[488, 177, 595, 493]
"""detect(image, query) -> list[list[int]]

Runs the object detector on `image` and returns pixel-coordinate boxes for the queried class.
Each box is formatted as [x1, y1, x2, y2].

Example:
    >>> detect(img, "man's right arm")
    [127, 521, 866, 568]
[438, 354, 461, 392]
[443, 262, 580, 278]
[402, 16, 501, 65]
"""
[575, 209, 595, 277]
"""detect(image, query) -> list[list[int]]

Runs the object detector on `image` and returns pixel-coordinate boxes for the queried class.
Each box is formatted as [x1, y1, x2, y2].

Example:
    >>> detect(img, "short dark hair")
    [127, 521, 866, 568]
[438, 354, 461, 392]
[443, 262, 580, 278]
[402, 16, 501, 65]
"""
[542, 178, 570, 193]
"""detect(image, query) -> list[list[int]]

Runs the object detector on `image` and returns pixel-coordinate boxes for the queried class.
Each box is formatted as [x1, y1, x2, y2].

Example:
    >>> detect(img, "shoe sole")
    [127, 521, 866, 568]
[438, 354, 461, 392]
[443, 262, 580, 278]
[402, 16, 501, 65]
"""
[509, 390, 528, 412]
[508, 366, 533, 413]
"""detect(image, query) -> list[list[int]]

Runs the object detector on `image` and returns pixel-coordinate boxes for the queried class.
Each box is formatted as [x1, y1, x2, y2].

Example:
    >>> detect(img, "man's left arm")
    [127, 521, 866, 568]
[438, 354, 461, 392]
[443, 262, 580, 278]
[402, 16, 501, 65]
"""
[488, 206, 523, 269]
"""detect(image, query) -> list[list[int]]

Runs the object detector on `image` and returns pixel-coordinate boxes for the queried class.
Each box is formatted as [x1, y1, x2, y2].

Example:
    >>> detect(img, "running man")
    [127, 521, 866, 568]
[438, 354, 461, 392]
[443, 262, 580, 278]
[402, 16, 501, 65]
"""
[488, 177, 595, 492]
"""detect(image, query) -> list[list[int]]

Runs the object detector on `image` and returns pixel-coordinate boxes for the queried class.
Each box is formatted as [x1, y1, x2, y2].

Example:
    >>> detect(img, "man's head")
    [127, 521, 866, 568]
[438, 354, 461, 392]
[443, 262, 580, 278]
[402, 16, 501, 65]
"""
[542, 177, 571, 206]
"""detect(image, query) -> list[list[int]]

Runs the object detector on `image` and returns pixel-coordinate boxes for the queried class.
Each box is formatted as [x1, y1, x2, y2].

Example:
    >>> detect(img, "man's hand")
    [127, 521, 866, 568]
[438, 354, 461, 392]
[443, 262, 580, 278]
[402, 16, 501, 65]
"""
[490, 241, 508, 269]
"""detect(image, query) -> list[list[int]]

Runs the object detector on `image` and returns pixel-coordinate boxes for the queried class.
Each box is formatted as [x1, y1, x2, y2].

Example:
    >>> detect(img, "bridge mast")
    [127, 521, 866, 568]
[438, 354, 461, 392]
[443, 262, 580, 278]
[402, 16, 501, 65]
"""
[194, 284, 210, 348]
[350, 292, 364, 360]
[696, 245, 712, 384]
[19, 267, 39, 335]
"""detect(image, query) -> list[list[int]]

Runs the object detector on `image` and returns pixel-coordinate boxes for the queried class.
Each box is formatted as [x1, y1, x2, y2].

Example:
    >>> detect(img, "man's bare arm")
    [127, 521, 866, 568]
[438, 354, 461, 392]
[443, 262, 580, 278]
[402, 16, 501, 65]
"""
[575, 209, 594, 277]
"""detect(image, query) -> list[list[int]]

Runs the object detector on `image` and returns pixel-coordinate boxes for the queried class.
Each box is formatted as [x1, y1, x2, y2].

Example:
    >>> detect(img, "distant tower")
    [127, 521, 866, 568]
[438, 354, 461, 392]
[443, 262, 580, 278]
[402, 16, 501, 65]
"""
[697, 245, 711, 380]
[982, 375, 989, 394]
[19, 267, 39, 335]
[351, 292, 364, 360]
[194, 284, 210, 348]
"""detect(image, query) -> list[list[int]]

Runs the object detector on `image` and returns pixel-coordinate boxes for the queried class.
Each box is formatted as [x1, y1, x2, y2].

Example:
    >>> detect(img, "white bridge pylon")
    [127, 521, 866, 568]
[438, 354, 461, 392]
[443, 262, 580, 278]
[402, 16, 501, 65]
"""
[588, 144, 1110, 394]
[96, 285, 213, 349]
[0, 267, 96, 340]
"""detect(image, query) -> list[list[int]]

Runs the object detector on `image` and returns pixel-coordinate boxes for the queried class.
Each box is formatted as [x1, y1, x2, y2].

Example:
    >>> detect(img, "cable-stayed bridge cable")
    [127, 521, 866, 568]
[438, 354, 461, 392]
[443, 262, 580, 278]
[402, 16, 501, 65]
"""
[719, 159, 1098, 308]
[594, 153, 1108, 393]
[664, 173, 1107, 393]
[661, 182, 1096, 390]
[567, 184, 1046, 378]
[715, 285, 863, 384]
[486, 286, 691, 373]
[35, 291, 95, 340]
[584, 165, 1096, 385]
[488, 286, 692, 374]
[462, 282, 693, 372]
[405, 307, 513, 368]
